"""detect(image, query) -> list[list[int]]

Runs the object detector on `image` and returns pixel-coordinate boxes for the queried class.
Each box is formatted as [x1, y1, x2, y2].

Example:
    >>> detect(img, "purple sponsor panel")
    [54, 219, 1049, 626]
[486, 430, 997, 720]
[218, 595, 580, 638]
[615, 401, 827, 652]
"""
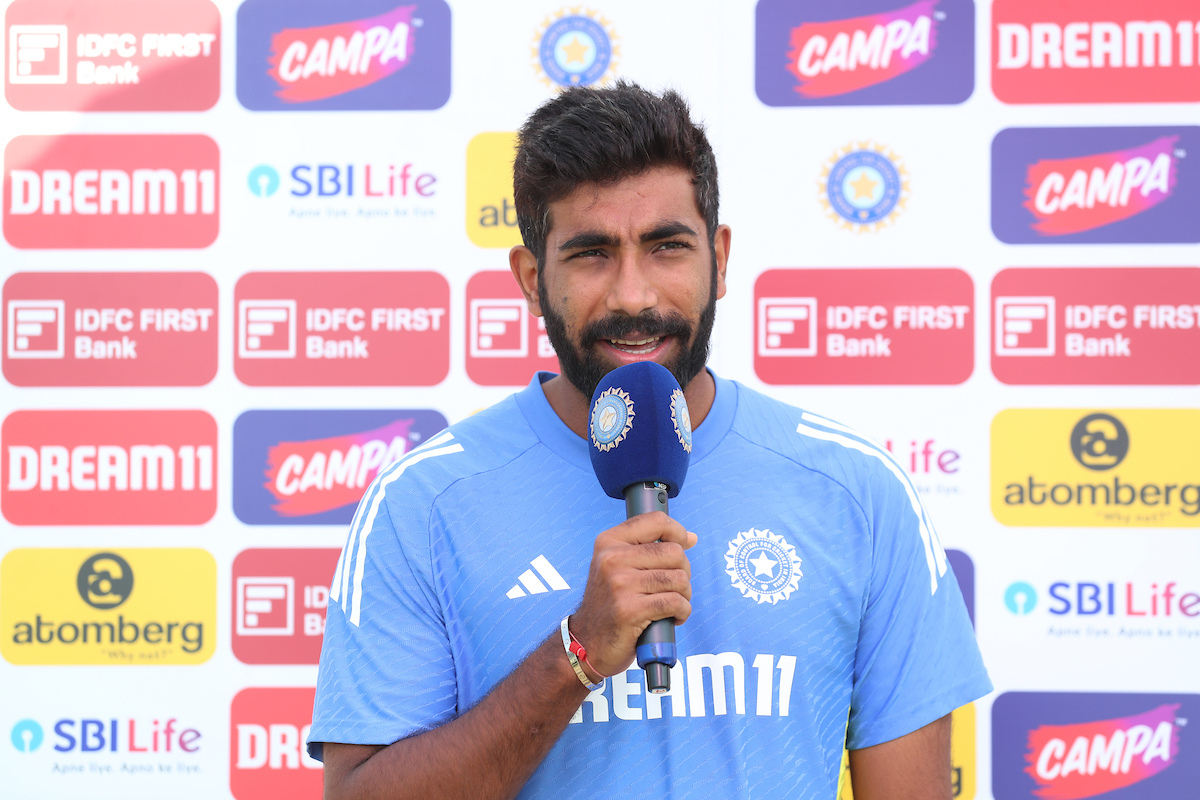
[946, 549, 974, 627]
[993, 692, 1199, 800]
[755, 0, 974, 106]
[991, 127, 1200, 244]
[236, 0, 451, 111]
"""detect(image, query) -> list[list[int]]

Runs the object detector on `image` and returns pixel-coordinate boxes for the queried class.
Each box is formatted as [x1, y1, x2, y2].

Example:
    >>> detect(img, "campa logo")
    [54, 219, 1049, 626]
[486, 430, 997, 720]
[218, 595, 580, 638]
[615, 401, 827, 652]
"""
[0, 548, 216, 665]
[991, 409, 1200, 527]
[3, 135, 219, 249]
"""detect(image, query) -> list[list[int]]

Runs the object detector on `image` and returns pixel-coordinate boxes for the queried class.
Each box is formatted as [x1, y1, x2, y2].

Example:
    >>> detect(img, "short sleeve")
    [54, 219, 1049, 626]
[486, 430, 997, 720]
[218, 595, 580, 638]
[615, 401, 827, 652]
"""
[846, 468, 992, 750]
[307, 474, 457, 760]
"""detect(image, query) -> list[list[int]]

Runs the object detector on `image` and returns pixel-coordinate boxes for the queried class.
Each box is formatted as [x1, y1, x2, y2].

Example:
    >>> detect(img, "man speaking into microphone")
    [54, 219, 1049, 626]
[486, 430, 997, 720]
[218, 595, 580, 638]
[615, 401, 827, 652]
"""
[308, 81, 990, 800]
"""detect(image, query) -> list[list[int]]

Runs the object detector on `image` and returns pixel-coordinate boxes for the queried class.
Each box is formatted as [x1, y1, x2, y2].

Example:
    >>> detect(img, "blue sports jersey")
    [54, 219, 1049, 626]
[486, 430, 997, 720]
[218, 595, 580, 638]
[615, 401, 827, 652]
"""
[309, 371, 991, 798]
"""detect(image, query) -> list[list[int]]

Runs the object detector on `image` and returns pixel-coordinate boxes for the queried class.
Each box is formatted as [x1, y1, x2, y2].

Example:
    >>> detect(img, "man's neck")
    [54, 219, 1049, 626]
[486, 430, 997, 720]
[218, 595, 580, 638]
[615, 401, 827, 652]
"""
[541, 368, 717, 440]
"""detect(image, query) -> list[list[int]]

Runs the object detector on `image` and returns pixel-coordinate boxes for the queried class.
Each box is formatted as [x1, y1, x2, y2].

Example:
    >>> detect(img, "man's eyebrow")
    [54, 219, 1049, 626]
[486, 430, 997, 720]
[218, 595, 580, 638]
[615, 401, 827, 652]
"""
[558, 231, 619, 252]
[640, 221, 698, 242]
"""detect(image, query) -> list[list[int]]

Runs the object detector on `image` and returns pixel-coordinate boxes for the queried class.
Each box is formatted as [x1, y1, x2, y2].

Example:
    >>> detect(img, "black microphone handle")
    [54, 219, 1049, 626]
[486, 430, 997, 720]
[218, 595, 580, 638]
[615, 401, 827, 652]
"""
[624, 480, 676, 694]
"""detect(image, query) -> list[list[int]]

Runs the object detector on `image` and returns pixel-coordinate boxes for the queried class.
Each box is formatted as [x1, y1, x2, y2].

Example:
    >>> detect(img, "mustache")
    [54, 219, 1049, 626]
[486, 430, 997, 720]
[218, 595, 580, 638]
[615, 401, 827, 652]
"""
[580, 311, 692, 347]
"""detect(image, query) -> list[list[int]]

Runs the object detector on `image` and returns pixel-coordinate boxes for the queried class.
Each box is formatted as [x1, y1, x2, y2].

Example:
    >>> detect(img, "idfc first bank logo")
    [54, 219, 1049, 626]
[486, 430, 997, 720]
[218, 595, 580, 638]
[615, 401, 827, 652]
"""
[993, 0, 1200, 104]
[755, 0, 974, 106]
[4, 0, 220, 111]
[992, 127, 1200, 245]
[236, 0, 450, 111]
[233, 409, 447, 525]
[4, 134, 219, 249]
[993, 692, 1197, 800]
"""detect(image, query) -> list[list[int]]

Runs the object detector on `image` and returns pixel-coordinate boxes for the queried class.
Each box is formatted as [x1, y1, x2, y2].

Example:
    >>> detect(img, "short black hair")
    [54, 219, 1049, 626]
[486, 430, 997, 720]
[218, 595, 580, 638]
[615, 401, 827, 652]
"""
[513, 80, 719, 266]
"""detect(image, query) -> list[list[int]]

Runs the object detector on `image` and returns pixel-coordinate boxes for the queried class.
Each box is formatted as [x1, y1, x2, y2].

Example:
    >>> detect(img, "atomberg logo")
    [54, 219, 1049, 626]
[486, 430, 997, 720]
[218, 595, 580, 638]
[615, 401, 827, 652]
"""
[993, 0, 1200, 104]
[2, 410, 217, 525]
[3, 135, 219, 249]
[230, 687, 322, 800]
[466, 132, 521, 248]
[993, 692, 1198, 800]
[3, 271, 219, 387]
[991, 267, 1200, 386]
[4, 0, 220, 111]
[233, 409, 447, 525]
[0, 548, 216, 665]
[236, 0, 451, 111]
[755, 0, 973, 107]
[992, 127, 1200, 245]
[991, 409, 1200, 527]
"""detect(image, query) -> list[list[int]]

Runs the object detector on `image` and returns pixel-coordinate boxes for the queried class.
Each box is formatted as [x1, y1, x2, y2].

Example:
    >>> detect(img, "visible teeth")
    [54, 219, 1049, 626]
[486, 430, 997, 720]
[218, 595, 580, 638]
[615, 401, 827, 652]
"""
[610, 338, 656, 346]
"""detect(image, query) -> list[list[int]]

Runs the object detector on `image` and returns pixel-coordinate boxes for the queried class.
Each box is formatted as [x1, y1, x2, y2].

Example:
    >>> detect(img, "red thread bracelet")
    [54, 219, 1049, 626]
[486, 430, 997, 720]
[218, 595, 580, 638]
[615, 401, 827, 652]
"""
[567, 629, 602, 680]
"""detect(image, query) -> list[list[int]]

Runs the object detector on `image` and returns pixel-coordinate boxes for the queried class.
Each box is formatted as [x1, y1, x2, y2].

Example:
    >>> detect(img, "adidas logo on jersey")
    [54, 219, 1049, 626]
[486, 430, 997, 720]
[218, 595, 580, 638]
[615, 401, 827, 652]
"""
[506, 555, 570, 598]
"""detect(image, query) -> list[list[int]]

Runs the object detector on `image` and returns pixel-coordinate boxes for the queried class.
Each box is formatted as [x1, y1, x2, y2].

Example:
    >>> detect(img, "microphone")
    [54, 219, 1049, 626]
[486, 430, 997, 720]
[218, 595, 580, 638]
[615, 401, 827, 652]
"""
[587, 361, 692, 693]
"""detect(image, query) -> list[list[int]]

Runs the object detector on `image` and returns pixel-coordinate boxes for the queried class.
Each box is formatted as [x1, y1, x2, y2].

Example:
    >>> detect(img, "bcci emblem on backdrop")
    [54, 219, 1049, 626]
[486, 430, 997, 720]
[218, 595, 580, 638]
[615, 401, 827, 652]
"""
[820, 143, 909, 231]
[755, 0, 974, 106]
[532, 8, 618, 89]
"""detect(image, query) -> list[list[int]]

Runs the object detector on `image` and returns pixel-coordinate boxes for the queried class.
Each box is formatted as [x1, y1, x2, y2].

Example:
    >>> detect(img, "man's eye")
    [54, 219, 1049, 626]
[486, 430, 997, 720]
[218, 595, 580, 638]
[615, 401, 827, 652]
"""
[657, 241, 689, 251]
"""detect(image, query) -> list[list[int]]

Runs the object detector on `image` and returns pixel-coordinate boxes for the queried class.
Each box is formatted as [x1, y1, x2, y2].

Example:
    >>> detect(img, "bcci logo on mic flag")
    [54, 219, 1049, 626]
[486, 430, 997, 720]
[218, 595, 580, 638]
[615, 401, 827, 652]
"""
[992, 127, 1200, 244]
[755, 0, 974, 106]
[236, 0, 450, 111]
[590, 388, 634, 452]
[233, 409, 447, 525]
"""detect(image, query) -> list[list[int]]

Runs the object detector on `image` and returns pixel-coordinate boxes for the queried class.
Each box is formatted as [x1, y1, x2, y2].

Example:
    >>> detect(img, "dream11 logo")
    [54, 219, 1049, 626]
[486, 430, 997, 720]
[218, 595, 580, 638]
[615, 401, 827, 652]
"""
[993, 692, 1198, 800]
[991, 126, 1200, 244]
[236, 0, 450, 111]
[755, 0, 974, 106]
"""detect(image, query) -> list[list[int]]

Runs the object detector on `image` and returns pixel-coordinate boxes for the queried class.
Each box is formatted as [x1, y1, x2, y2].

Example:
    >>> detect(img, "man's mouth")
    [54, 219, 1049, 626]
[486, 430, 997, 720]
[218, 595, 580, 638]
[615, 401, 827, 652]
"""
[605, 336, 664, 355]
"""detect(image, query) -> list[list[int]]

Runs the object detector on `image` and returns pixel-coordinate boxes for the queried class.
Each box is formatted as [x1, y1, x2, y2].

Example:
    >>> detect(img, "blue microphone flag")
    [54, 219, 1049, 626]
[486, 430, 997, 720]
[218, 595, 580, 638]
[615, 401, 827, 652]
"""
[587, 361, 691, 499]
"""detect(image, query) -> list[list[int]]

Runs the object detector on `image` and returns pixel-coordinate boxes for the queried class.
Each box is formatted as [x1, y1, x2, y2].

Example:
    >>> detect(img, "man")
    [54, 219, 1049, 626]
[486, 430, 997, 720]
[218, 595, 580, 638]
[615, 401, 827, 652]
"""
[309, 81, 990, 800]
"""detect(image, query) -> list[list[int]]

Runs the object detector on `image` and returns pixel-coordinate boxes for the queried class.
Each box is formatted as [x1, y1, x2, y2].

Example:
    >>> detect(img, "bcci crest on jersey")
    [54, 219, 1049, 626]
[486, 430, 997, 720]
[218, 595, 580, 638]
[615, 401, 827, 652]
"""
[725, 528, 804, 604]
[590, 388, 634, 452]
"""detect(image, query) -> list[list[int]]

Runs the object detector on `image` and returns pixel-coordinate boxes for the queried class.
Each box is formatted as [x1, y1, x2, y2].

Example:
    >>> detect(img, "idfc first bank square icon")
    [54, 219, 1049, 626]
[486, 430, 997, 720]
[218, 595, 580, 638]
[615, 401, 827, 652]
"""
[236, 0, 450, 111]
[755, 0, 974, 106]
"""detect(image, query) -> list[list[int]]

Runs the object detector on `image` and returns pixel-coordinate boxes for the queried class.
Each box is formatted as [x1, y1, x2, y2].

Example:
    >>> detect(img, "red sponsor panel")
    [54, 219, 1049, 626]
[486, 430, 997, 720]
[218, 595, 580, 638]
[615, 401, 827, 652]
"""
[1, 410, 217, 525]
[3, 271, 217, 386]
[231, 549, 340, 664]
[991, 267, 1200, 385]
[3, 135, 219, 249]
[464, 270, 560, 386]
[234, 271, 449, 386]
[992, 0, 1200, 103]
[230, 687, 322, 800]
[754, 269, 974, 385]
[4, 0, 220, 111]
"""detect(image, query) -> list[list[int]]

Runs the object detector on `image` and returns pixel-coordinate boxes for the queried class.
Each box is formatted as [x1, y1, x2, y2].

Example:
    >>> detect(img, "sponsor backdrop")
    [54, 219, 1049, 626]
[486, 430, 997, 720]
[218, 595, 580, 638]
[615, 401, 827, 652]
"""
[1, 0, 1197, 797]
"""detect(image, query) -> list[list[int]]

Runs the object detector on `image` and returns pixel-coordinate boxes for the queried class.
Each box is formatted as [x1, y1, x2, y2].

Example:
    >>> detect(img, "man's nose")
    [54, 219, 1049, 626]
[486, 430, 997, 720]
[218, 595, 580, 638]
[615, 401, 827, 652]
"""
[606, 253, 658, 317]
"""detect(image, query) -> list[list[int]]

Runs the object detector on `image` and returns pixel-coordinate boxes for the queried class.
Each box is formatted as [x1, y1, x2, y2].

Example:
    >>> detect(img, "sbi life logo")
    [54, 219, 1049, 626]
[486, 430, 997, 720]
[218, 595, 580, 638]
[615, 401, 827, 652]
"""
[11, 719, 43, 752]
[1005, 581, 1037, 615]
[248, 165, 280, 197]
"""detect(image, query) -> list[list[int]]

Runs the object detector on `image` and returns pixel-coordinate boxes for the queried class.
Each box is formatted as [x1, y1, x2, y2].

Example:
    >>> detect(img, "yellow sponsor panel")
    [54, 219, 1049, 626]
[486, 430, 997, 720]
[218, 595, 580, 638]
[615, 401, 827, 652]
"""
[838, 703, 975, 799]
[991, 409, 1200, 527]
[1, 548, 215, 665]
[466, 131, 522, 248]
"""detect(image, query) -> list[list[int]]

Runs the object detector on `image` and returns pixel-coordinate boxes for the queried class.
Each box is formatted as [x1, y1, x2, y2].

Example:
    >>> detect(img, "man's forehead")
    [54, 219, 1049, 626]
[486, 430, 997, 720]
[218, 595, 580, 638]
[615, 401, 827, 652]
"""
[545, 167, 703, 242]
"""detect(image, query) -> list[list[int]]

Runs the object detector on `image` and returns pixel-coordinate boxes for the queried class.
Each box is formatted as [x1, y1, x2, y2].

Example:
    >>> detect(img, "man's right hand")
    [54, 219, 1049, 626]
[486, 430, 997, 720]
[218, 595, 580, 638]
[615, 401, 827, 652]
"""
[567, 510, 697, 681]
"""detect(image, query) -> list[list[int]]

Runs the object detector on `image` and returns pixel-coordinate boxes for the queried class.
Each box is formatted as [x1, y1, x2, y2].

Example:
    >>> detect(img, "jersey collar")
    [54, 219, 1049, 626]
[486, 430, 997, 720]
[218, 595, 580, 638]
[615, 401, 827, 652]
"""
[514, 367, 737, 474]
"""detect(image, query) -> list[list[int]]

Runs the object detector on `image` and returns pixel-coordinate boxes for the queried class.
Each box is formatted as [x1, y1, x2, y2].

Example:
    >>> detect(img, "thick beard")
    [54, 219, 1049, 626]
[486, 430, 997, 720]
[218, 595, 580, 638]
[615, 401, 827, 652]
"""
[538, 255, 717, 402]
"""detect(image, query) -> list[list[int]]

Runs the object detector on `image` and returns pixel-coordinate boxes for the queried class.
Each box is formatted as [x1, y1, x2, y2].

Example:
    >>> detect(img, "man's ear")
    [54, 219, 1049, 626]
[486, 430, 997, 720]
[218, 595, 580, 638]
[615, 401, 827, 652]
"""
[713, 224, 731, 301]
[509, 245, 543, 317]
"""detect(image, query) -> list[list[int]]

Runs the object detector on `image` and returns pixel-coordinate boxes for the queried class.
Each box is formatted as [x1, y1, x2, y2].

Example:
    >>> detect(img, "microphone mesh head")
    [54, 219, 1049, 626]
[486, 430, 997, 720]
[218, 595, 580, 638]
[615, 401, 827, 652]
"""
[588, 361, 691, 499]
